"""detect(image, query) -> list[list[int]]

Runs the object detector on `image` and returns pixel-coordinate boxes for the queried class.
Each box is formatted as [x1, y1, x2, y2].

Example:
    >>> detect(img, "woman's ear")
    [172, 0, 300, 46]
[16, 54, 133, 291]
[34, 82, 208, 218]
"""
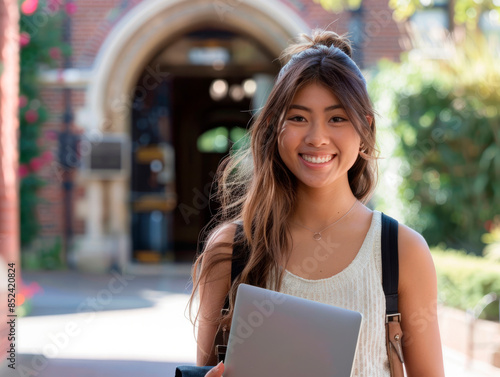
[365, 115, 373, 127]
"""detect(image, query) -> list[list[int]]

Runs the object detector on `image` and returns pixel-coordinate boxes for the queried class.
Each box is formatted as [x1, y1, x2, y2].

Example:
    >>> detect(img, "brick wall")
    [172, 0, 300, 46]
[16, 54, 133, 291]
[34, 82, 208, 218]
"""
[36, 88, 86, 240]
[66, 0, 404, 69]
[362, 0, 406, 65]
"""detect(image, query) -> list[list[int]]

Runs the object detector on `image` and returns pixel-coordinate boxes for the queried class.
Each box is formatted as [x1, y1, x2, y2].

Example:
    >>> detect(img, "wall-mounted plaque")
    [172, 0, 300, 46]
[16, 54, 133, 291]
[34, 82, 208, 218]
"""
[90, 141, 123, 171]
[81, 135, 129, 177]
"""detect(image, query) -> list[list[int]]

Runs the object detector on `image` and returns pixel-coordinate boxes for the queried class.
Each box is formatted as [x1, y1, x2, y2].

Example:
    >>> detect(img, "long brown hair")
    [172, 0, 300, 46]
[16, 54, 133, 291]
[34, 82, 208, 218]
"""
[188, 28, 378, 358]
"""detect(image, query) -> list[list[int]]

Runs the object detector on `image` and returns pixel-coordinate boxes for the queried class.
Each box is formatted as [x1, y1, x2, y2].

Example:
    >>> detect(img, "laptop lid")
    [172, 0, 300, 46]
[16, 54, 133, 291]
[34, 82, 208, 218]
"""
[223, 283, 363, 377]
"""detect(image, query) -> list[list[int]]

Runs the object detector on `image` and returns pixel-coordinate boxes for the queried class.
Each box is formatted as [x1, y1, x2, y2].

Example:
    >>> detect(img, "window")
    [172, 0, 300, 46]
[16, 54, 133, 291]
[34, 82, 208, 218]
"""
[197, 126, 249, 153]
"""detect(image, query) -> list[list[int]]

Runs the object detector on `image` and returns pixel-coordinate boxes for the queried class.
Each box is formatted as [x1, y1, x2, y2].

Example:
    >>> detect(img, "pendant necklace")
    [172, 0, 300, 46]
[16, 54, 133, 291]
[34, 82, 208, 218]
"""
[294, 199, 358, 241]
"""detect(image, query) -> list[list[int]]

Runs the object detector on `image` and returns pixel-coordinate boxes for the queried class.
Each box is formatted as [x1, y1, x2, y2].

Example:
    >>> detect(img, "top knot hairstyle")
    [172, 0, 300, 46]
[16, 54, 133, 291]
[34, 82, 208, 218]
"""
[277, 30, 365, 86]
[279, 29, 353, 61]
[189, 29, 379, 362]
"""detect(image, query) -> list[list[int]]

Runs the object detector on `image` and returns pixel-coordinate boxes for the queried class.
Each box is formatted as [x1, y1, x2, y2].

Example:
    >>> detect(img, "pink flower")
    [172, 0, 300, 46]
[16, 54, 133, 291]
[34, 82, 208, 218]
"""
[65, 2, 77, 15]
[20, 32, 31, 47]
[19, 164, 29, 179]
[30, 157, 44, 172]
[24, 109, 39, 124]
[21, 0, 38, 15]
[41, 150, 53, 164]
[21, 281, 43, 298]
[19, 95, 28, 108]
[47, 0, 61, 13]
[49, 47, 61, 60]
[44, 130, 58, 141]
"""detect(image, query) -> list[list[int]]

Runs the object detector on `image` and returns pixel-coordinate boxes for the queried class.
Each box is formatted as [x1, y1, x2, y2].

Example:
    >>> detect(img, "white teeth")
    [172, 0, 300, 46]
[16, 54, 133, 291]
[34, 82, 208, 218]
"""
[301, 154, 333, 164]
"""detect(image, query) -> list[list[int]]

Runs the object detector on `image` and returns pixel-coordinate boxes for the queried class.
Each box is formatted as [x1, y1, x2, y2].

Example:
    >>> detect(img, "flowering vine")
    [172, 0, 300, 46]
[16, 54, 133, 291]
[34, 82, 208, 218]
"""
[19, 0, 74, 247]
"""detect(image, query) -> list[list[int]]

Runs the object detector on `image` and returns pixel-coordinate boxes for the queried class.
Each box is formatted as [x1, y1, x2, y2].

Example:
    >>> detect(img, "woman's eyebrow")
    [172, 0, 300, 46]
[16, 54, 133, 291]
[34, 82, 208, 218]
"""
[288, 104, 344, 112]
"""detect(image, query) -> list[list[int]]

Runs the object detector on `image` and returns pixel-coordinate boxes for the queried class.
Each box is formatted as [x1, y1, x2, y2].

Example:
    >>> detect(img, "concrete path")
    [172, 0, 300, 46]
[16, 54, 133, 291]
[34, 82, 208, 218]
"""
[1, 269, 499, 377]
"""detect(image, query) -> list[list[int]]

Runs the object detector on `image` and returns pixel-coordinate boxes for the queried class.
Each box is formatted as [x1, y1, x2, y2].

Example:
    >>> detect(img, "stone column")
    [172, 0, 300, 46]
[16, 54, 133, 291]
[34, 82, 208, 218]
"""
[109, 178, 127, 234]
[73, 179, 114, 273]
[109, 178, 129, 271]
[86, 180, 103, 239]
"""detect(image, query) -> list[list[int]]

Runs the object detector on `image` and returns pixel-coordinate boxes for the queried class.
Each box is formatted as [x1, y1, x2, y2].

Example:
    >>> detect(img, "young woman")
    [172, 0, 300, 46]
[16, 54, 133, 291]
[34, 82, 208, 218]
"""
[188, 29, 445, 377]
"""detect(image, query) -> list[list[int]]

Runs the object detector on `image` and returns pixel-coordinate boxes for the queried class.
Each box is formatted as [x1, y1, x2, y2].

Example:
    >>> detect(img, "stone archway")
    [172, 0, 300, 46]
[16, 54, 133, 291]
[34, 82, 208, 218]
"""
[77, 0, 310, 271]
[86, 0, 309, 134]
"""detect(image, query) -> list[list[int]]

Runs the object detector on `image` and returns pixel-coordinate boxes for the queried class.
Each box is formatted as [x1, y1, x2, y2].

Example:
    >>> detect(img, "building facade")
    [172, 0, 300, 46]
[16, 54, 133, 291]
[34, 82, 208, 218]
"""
[35, 0, 406, 271]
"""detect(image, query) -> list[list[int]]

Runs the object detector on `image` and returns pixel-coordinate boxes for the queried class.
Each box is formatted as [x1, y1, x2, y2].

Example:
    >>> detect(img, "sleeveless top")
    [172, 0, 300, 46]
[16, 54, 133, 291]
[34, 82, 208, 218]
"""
[271, 210, 390, 377]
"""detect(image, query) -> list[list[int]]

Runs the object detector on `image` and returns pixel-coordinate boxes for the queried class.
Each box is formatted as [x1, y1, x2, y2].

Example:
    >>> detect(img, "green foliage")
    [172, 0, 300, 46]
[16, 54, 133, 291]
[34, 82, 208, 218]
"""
[19, 1, 68, 248]
[19, 174, 45, 246]
[16, 298, 32, 318]
[369, 35, 500, 253]
[317, 0, 500, 29]
[453, 0, 500, 30]
[432, 248, 500, 321]
[314, 0, 362, 12]
[482, 217, 500, 262]
[389, 0, 500, 28]
[21, 237, 64, 270]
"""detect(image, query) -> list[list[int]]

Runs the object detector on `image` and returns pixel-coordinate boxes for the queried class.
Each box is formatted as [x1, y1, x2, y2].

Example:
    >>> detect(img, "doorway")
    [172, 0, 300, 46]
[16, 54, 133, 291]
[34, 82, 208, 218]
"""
[129, 27, 278, 263]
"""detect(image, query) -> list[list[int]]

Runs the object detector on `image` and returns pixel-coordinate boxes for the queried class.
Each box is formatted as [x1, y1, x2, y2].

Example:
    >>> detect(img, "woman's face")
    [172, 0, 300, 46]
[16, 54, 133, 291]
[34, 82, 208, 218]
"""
[278, 81, 362, 191]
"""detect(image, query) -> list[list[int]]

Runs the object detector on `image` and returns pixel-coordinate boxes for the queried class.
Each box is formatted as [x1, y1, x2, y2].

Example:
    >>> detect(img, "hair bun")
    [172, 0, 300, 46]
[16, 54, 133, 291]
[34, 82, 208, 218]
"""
[279, 29, 352, 64]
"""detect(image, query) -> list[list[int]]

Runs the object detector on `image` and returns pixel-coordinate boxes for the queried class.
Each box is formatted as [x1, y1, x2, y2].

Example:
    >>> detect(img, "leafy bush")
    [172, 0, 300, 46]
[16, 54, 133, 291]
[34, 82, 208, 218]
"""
[19, 1, 70, 248]
[369, 35, 500, 253]
[482, 218, 500, 262]
[21, 237, 64, 270]
[432, 248, 500, 321]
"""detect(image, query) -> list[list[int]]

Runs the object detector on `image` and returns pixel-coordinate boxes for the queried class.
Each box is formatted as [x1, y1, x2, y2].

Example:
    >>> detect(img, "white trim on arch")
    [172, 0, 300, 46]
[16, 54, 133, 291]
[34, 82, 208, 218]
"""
[84, 0, 310, 132]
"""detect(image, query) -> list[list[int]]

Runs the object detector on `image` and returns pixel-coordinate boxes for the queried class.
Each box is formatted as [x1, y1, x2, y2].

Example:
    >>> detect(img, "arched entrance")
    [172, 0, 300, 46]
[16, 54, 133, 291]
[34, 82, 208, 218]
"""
[81, 0, 310, 267]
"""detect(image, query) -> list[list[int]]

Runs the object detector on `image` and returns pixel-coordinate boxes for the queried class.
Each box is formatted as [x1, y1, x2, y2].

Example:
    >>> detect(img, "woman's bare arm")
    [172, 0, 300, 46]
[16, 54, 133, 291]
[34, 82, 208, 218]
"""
[398, 224, 445, 377]
[196, 223, 237, 366]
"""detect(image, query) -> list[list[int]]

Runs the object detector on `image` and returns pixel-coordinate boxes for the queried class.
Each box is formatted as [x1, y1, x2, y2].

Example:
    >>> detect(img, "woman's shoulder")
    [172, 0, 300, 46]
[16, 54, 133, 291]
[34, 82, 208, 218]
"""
[198, 222, 241, 290]
[396, 222, 437, 292]
[203, 222, 240, 259]
[397, 222, 432, 262]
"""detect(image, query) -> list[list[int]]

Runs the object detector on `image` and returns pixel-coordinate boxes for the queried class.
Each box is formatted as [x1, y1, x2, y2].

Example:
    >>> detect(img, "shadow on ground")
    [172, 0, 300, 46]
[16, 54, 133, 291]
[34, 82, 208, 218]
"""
[22, 269, 193, 317]
[1, 354, 194, 377]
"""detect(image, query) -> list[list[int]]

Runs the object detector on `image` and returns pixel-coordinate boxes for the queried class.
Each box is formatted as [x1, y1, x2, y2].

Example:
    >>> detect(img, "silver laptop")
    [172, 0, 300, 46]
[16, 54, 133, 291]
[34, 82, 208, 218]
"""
[223, 283, 363, 377]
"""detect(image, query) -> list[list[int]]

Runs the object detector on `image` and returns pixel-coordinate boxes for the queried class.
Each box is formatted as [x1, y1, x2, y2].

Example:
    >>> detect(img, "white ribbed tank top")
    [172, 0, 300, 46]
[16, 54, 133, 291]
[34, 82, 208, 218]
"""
[275, 210, 390, 377]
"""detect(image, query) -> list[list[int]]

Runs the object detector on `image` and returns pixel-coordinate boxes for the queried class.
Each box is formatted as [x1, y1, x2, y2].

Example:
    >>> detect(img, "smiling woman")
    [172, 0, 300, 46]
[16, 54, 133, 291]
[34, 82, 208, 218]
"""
[187, 28, 445, 377]
[278, 83, 363, 191]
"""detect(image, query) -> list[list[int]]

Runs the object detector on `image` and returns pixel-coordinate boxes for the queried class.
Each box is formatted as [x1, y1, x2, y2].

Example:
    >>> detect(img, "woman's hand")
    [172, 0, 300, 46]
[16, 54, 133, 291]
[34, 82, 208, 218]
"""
[205, 361, 225, 377]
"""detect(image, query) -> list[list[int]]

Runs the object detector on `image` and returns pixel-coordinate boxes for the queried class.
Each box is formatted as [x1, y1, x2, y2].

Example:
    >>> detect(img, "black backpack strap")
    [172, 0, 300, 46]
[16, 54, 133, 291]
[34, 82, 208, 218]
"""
[381, 212, 400, 317]
[231, 222, 247, 283]
[222, 222, 247, 310]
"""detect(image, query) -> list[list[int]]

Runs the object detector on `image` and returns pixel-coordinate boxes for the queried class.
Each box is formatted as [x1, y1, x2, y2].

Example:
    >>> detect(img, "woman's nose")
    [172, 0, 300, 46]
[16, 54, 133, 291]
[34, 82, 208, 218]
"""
[304, 122, 329, 147]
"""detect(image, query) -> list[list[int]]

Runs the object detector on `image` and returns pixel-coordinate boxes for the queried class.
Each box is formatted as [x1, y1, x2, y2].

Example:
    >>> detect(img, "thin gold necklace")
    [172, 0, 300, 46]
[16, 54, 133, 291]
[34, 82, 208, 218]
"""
[294, 199, 358, 241]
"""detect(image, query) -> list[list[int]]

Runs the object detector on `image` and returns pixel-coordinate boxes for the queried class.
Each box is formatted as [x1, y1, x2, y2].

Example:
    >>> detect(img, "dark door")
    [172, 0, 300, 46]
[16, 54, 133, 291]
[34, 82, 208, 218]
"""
[130, 78, 176, 263]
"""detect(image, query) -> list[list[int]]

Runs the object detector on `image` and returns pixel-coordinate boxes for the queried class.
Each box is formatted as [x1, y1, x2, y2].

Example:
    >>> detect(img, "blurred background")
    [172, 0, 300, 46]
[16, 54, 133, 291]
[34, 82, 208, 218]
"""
[0, 0, 499, 376]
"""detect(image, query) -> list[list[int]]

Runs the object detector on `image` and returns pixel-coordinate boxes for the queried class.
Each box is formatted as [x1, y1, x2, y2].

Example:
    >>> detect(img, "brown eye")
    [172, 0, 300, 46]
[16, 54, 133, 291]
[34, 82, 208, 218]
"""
[289, 116, 306, 122]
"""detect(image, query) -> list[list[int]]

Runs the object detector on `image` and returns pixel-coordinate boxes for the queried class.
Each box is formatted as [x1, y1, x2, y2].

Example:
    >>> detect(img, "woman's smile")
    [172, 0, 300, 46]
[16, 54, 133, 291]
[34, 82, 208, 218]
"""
[300, 154, 335, 164]
[299, 153, 337, 169]
[278, 82, 361, 189]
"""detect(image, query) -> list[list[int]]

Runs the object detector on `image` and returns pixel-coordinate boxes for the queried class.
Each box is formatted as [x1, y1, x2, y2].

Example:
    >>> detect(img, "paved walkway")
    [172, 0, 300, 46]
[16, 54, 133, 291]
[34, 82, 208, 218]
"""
[1, 269, 499, 377]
